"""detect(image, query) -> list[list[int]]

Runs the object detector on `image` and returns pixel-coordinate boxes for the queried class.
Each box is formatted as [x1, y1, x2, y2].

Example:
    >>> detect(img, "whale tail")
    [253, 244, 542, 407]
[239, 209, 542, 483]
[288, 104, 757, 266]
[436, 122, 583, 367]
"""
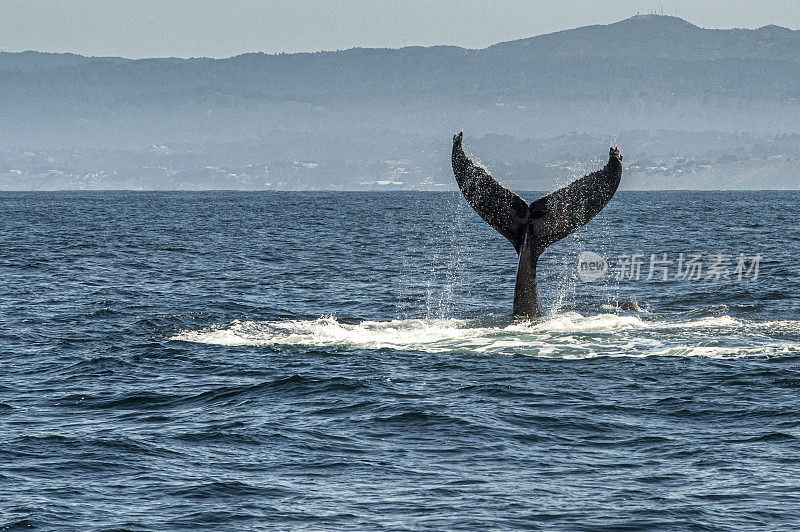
[451, 132, 623, 316]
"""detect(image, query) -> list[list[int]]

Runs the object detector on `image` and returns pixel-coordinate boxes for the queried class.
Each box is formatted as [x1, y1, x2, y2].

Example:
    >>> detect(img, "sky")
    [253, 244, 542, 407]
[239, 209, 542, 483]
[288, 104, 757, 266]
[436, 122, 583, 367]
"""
[1, 0, 799, 58]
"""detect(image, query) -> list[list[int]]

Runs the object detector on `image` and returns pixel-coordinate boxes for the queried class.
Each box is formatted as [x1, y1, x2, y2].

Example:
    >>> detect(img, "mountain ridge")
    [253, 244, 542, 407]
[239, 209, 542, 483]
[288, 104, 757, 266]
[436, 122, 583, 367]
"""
[2, 14, 798, 65]
[2, 14, 800, 190]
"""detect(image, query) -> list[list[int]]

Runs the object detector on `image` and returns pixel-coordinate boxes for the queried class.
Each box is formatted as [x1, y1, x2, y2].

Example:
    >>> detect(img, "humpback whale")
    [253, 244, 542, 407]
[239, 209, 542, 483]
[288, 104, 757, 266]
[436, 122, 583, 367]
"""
[451, 132, 623, 317]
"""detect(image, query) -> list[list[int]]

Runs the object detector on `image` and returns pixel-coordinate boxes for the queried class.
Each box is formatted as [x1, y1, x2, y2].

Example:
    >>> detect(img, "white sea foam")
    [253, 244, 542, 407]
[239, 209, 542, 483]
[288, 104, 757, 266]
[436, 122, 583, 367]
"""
[643, 344, 800, 359]
[172, 312, 800, 359]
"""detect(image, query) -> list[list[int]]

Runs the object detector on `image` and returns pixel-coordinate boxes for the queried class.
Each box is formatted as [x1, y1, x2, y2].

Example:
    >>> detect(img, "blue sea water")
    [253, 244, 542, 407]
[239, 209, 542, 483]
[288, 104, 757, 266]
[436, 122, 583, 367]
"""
[2, 190, 800, 530]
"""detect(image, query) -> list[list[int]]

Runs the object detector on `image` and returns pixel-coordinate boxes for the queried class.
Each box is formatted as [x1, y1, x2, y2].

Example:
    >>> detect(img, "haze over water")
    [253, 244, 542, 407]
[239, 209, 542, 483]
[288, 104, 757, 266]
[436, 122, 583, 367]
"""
[2, 190, 800, 529]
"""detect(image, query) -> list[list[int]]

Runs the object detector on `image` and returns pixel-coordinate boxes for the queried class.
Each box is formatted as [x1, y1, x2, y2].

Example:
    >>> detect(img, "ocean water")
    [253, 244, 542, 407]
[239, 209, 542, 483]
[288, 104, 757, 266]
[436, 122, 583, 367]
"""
[2, 190, 800, 530]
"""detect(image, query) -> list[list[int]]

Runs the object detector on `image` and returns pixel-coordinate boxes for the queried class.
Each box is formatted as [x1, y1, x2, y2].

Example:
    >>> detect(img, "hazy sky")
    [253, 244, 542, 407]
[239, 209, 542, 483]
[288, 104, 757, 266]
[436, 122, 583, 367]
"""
[1, 0, 799, 58]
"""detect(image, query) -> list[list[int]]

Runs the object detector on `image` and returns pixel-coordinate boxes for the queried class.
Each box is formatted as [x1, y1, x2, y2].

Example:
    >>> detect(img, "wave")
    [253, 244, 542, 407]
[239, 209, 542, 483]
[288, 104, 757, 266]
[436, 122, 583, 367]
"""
[171, 312, 800, 359]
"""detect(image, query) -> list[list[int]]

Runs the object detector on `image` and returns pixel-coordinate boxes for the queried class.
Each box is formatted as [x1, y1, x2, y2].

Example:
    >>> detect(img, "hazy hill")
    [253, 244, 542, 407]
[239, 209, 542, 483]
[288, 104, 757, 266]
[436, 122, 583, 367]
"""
[490, 15, 800, 60]
[2, 15, 799, 190]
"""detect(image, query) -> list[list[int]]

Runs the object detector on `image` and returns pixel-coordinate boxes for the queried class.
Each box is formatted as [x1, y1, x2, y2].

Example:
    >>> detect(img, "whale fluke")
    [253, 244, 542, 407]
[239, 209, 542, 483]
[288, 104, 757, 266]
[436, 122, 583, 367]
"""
[452, 132, 622, 317]
[531, 146, 623, 250]
[451, 132, 529, 253]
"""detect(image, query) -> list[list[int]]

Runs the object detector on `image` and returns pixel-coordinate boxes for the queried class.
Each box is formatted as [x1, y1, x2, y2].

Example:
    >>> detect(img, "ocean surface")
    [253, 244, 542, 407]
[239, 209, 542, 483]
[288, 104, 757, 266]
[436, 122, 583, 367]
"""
[3, 190, 800, 530]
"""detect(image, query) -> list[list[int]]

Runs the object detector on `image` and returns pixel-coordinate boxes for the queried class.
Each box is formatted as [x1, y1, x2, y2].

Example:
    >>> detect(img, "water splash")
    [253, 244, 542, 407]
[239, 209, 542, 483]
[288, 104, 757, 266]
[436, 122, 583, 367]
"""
[172, 312, 800, 359]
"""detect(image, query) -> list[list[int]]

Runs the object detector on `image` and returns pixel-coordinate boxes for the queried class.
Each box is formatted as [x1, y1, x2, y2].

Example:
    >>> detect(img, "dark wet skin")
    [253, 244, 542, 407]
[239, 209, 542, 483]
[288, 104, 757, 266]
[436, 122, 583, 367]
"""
[452, 132, 623, 317]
